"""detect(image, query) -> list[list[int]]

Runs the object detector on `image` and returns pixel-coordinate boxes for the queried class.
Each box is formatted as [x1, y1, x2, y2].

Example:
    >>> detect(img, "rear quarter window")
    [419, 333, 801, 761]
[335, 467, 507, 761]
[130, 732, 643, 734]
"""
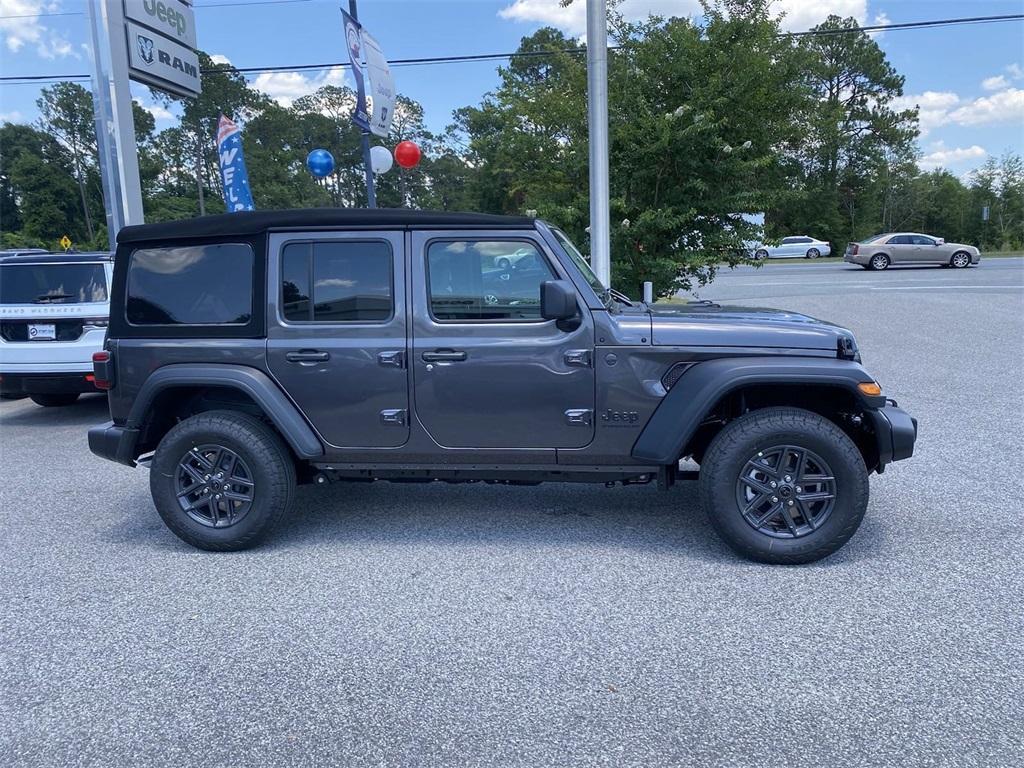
[126, 243, 253, 326]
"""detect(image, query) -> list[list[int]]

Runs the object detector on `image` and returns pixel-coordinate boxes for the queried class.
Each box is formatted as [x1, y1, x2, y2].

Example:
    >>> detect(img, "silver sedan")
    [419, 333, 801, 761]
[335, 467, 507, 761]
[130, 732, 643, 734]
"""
[752, 235, 831, 260]
[844, 233, 981, 270]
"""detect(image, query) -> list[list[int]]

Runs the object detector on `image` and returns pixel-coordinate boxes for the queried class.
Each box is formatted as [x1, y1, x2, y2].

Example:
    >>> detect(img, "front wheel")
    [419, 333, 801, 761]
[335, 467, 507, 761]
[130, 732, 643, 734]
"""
[950, 252, 971, 268]
[698, 407, 869, 564]
[754, 249, 768, 261]
[150, 410, 296, 551]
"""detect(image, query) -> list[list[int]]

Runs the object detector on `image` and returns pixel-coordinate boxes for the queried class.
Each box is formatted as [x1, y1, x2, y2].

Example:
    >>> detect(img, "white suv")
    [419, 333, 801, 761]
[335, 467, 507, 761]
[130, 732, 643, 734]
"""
[0, 251, 113, 406]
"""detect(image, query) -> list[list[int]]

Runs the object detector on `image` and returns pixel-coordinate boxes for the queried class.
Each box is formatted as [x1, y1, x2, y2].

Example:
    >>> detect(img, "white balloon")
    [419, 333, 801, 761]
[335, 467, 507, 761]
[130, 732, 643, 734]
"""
[370, 145, 394, 174]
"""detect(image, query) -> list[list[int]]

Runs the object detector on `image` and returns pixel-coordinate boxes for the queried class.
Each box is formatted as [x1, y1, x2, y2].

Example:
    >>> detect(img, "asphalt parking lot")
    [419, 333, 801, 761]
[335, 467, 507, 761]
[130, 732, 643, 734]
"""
[2, 258, 1022, 767]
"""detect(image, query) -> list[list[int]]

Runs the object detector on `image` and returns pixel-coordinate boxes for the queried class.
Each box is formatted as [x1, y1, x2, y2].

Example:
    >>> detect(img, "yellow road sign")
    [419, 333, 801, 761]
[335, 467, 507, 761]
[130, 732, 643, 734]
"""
[59, 235, 72, 251]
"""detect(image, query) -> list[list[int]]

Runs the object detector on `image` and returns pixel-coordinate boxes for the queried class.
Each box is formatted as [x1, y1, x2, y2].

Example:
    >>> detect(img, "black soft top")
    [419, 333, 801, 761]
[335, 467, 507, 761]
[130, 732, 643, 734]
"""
[117, 208, 536, 244]
[0, 251, 112, 265]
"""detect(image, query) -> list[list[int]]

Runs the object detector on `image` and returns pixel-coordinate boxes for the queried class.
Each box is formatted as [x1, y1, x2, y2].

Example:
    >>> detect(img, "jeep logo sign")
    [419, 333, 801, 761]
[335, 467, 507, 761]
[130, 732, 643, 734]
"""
[125, 19, 201, 98]
[123, 0, 197, 49]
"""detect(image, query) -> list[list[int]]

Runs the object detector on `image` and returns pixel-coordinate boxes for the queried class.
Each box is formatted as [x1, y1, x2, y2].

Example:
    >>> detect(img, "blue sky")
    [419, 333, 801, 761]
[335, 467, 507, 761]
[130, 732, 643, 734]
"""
[1, 0, 1022, 177]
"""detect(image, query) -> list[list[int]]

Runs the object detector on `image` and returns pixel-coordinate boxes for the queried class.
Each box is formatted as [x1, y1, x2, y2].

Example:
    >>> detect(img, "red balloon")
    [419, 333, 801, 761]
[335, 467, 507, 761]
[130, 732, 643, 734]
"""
[394, 141, 421, 169]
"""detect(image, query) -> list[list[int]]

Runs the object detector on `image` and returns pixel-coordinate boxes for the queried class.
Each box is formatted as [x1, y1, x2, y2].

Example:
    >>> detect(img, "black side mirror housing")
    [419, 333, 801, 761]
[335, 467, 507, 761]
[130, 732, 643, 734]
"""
[540, 279, 578, 321]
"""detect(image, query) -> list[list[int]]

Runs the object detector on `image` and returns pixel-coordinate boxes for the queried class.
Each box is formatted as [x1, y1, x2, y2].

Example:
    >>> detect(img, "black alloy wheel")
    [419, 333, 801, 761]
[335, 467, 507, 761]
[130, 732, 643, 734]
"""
[735, 444, 837, 538]
[175, 443, 255, 528]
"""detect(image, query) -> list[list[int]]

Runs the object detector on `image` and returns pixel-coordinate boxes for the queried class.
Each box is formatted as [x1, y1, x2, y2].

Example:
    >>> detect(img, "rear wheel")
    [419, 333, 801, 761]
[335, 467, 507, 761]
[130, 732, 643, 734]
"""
[806, 248, 820, 259]
[950, 252, 971, 268]
[869, 253, 890, 270]
[30, 393, 79, 407]
[150, 410, 296, 551]
[698, 407, 869, 564]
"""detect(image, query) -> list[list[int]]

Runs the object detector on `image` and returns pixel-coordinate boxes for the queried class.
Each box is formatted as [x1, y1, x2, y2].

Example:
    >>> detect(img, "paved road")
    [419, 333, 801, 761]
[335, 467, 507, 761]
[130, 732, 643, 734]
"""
[2, 260, 1022, 767]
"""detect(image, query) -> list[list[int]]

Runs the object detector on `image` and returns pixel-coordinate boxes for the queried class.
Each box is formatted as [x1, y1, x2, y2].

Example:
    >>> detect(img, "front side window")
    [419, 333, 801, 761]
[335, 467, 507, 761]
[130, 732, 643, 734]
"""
[127, 244, 252, 325]
[781, 237, 798, 245]
[913, 235, 935, 246]
[281, 241, 392, 323]
[427, 240, 556, 321]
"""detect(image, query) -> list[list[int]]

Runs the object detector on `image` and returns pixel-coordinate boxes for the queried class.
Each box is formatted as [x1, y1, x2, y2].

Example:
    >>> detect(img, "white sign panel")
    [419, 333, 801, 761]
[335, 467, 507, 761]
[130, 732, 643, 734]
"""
[126, 20, 201, 98]
[361, 30, 394, 138]
[123, 0, 196, 49]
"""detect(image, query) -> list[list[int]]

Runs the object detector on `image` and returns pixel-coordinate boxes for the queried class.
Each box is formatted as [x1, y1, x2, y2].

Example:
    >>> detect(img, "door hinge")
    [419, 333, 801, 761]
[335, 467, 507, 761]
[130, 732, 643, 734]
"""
[379, 409, 407, 426]
[377, 350, 406, 369]
[564, 349, 592, 368]
[564, 408, 593, 426]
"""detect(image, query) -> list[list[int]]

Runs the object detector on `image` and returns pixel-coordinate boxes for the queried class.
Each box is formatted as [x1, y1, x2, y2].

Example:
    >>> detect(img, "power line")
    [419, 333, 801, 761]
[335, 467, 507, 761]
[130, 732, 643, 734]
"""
[1, 13, 1022, 85]
[0, 0, 312, 20]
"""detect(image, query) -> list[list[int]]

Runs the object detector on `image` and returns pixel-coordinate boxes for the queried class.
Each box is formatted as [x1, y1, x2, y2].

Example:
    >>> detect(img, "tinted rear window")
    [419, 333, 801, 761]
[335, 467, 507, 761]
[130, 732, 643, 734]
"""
[126, 244, 253, 325]
[0, 263, 108, 305]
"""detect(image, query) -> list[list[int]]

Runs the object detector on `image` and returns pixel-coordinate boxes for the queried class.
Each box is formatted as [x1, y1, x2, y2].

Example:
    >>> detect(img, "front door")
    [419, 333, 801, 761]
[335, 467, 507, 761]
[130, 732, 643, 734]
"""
[410, 231, 596, 449]
[267, 231, 409, 449]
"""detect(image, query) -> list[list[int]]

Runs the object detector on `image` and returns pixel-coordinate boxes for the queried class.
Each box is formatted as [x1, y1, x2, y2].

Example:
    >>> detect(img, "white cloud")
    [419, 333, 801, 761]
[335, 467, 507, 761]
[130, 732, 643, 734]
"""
[982, 75, 1009, 92]
[141, 103, 175, 123]
[252, 66, 348, 108]
[498, 0, 700, 36]
[0, 0, 76, 59]
[498, 0, 881, 35]
[1006, 63, 1023, 80]
[1, 110, 24, 123]
[209, 54, 232, 66]
[948, 87, 1024, 127]
[891, 90, 960, 135]
[919, 142, 987, 171]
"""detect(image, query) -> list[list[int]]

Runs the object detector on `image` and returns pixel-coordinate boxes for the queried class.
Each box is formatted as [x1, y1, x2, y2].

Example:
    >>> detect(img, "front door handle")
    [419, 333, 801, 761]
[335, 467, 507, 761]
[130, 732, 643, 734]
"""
[421, 349, 467, 362]
[286, 350, 330, 363]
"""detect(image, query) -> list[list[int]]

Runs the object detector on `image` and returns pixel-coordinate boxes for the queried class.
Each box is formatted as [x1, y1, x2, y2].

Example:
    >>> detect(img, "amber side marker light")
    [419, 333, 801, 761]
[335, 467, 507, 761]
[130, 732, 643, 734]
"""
[858, 382, 882, 396]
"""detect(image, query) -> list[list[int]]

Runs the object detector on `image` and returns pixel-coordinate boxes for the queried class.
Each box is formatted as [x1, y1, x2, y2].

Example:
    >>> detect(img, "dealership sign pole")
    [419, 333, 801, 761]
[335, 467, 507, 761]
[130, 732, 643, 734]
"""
[88, 0, 201, 250]
[586, 0, 611, 286]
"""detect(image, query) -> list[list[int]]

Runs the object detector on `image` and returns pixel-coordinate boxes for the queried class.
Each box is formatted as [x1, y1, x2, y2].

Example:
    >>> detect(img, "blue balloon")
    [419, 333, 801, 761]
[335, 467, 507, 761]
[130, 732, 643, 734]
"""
[306, 149, 335, 178]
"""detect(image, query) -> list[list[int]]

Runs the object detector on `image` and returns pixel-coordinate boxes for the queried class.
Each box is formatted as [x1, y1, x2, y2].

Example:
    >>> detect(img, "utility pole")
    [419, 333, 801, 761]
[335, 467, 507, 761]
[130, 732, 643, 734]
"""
[586, 0, 611, 286]
[349, 0, 377, 208]
[86, 0, 144, 250]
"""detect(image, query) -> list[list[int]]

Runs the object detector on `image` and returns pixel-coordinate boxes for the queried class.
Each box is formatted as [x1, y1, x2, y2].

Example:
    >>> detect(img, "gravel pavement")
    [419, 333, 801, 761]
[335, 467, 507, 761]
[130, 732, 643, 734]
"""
[2, 258, 1022, 767]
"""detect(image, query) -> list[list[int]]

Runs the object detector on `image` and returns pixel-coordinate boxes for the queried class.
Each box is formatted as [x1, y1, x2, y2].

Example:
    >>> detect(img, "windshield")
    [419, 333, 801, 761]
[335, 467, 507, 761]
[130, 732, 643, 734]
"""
[0, 263, 108, 304]
[550, 227, 606, 295]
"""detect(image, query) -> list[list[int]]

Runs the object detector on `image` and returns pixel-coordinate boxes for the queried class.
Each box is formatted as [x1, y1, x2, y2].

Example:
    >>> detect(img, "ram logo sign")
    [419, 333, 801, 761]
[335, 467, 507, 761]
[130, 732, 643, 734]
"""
[125, 20, 201, 98]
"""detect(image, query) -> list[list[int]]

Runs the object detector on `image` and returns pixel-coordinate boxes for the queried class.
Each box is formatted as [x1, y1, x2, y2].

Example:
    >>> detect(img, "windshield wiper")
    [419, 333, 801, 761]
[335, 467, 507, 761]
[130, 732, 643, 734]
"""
[34, 293, 75, 303]
[601, 287, 635, 308]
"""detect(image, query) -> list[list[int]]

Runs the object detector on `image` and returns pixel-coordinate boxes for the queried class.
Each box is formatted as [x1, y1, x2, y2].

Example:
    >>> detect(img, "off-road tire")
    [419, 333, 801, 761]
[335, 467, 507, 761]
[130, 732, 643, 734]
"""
[698, 407, 869, 565]
[150, 410, 296, 551]
[30, 393, 79, 407]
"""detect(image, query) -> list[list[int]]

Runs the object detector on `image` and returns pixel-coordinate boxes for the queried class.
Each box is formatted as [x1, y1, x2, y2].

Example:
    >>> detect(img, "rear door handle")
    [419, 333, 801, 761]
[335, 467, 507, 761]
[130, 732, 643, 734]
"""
[421, 349, 467, 362]
[286, 350, 330, 363]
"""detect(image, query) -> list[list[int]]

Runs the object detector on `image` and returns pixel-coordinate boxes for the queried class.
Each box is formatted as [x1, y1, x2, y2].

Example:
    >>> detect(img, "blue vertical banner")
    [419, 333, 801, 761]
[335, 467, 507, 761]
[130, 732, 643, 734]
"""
[217, 114, 256, 212]
[340, 9, 371, 131]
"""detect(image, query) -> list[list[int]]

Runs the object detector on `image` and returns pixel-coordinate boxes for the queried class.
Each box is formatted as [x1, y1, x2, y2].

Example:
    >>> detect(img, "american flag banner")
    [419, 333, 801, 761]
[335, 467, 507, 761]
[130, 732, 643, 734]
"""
[216, 115, 256, 212]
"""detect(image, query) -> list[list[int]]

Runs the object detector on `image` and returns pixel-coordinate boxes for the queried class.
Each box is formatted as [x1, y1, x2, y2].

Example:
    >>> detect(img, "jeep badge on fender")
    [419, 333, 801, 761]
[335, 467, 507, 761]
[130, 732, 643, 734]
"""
[88, 208, 916, 564]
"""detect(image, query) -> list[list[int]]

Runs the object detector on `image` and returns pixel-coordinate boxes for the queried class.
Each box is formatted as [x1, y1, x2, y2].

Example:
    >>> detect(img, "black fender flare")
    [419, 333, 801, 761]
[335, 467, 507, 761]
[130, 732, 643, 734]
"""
[630, 356, 884, 465]
[127, 364, 324, 459]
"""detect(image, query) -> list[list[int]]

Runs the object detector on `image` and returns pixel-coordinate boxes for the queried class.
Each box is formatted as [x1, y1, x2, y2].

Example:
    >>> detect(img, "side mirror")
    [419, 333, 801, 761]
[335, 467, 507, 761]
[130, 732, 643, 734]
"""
[540, 279, 578, 321]
[935, 238, 945, 245]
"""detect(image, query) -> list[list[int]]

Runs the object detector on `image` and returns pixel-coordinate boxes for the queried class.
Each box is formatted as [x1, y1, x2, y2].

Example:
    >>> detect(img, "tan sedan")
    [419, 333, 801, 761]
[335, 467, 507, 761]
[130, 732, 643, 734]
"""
[844, 233, 981, 270]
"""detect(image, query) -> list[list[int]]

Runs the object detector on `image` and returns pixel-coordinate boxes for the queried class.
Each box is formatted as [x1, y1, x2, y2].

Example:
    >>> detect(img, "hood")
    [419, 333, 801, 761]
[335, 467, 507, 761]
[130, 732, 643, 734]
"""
[647, 303, 854, 352]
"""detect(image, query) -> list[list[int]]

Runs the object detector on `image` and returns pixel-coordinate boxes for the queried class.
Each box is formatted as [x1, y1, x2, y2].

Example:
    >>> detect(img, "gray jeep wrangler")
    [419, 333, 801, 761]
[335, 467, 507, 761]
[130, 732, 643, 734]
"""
[88, 209, 916, 563]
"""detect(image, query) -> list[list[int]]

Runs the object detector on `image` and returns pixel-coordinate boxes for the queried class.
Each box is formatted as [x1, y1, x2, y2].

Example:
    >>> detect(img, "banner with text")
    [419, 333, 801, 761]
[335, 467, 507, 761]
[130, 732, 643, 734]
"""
[217, 115, 255, 213]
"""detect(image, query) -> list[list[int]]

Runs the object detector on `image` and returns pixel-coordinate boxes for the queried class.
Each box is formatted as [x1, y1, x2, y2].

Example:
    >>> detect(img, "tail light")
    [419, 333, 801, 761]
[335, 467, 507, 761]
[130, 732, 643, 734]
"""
[92, 350, 113, 390]
[849, 244, 859, 255]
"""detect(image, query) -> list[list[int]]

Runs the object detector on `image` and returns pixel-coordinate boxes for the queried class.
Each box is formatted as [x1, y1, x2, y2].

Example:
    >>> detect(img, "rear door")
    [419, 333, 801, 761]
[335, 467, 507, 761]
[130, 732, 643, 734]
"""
[266, 231, 409, 449]
[884, 235, 910, 262]
[410, 230, 596, 449]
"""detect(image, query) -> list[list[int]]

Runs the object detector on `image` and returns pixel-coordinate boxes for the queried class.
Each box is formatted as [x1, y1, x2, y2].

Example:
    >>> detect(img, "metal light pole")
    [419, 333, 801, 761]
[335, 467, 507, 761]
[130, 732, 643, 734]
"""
[349, 0, 377, 208]
[87, 0, 145, 250]
[586, 0, 611, 286]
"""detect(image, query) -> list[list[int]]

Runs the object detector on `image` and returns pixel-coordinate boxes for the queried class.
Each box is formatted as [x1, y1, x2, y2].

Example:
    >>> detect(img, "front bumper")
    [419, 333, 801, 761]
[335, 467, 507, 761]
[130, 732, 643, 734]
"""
[88, 421, 140, 467]
[866, 402, 917, 471]
[0, 371, 100, 396]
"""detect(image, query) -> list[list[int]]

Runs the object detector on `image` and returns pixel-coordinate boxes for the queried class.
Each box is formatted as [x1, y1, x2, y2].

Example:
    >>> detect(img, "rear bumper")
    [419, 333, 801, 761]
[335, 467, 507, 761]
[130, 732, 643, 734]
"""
[866, 403, 917, 471]
[0, 371, 99, 396]
[88, 421, 140, 467]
